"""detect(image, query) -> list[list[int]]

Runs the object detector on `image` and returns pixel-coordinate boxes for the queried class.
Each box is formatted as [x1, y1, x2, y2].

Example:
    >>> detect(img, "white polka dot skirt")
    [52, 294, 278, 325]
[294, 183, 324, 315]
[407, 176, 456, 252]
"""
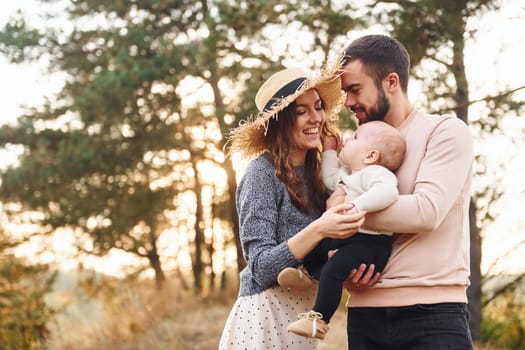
[219, 284, 319, 350]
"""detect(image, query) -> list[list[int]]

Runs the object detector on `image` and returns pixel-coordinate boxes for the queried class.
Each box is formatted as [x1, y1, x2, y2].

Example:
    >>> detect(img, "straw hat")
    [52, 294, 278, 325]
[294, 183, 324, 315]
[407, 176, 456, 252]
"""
[228, 64, 344, 159]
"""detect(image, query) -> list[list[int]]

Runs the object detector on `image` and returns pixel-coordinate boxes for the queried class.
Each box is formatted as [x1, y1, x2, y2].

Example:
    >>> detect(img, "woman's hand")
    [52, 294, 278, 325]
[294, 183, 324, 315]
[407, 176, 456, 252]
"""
[318, 203, 366, 239]
[287, 203, 364, 262]
[343, 263, 380, 290]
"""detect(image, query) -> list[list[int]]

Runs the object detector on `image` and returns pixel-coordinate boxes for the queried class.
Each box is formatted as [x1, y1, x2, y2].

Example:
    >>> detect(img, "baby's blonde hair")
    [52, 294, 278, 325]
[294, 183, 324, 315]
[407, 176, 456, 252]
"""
[366, 121, 406, 171]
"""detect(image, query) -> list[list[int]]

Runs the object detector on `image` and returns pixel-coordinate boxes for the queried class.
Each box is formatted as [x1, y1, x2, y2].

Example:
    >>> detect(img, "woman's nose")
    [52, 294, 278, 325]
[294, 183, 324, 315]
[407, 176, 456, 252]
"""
[312, 109, 324, 122]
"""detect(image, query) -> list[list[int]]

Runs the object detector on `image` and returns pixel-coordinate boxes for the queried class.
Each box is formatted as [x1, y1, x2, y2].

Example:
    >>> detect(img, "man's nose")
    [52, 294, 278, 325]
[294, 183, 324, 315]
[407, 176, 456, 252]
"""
[344, 93, 356, 108]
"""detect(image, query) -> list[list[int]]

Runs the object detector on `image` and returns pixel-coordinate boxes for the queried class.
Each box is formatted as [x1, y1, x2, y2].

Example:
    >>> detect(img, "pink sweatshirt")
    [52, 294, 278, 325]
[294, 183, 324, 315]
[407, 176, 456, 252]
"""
[347, 108, 474, 307]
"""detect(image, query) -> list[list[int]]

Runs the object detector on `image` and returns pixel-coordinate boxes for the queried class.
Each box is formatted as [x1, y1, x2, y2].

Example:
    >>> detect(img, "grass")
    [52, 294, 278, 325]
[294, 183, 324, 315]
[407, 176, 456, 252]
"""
[47, 277, 238, 350]
[44, 276, 507, 350]
[45, 276, 350, 349]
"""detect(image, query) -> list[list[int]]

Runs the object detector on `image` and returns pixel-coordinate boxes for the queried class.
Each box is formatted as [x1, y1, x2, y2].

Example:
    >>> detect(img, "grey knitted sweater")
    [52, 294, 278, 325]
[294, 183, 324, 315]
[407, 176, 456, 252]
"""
[236, 154, 322, 297]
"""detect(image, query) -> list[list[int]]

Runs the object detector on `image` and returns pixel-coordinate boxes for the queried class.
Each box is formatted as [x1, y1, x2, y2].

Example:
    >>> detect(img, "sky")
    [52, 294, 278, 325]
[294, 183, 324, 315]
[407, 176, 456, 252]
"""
[0, 1, 524, 276]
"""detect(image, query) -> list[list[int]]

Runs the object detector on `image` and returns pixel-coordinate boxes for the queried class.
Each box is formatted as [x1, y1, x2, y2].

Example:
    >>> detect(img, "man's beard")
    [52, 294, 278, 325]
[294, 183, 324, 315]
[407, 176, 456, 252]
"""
[361, 88, 390, 125]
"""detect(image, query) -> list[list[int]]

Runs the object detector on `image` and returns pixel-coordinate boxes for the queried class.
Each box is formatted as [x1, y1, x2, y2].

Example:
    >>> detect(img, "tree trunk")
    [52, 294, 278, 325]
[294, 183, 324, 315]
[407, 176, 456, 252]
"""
[146, 220, 166, 290]
[148, 248, 165, 290]
[207, 203, 216, 292]
[450, 21, 481, 341]
[207, 69, 245, 276]
[191, 156, 204, 292]
[224, 158, 245, 273]
[467, 200, 482, 341]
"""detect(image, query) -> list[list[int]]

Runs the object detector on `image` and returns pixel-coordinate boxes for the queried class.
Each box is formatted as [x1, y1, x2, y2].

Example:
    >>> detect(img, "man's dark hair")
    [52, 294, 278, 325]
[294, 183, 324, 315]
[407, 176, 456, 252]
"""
[342, 35, 410, 93]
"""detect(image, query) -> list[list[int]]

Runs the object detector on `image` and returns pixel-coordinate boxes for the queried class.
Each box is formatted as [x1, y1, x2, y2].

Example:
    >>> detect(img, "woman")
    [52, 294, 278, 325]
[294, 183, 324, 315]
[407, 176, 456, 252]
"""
[219, 66, 367, 349]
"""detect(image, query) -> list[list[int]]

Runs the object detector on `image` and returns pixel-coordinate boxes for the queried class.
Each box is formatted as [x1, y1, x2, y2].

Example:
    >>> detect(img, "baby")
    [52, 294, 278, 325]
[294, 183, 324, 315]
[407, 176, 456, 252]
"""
[283, 121, 406, 339]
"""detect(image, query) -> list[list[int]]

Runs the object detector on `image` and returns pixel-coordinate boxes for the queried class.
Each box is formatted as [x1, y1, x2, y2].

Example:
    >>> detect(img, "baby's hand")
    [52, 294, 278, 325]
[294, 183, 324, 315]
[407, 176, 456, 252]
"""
[323, 134, 342, 151]
[344, 203, 359, 215]
[327, 186, 346, 209]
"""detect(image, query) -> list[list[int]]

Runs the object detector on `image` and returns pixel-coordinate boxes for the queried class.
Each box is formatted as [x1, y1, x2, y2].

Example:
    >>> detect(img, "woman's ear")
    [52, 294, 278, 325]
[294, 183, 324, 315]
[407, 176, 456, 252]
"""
[364, 149, 380, 164]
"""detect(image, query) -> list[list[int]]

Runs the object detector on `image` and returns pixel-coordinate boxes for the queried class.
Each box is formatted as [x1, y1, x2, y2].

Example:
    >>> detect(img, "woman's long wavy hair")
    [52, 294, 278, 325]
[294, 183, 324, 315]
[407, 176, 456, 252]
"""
[264, 95, 339, 214]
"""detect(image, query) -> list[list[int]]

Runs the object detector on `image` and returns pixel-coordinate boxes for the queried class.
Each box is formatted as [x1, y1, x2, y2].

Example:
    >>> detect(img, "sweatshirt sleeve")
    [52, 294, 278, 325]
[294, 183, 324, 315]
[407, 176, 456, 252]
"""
[321, 150, 341, 191]
[236, 159, 298, 289]
[364, 117, 474, 233]
[350, 165, 398, 212]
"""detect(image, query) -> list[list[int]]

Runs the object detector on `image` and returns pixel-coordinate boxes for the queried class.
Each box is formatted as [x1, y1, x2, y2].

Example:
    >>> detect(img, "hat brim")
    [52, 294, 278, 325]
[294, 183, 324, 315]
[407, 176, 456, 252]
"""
[228, 65, 344, 158]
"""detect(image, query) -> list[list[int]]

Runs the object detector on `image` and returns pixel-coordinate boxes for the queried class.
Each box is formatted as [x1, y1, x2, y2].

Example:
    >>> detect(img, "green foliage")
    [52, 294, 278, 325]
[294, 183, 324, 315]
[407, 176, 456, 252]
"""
[0, 0, 368, 290]
[0, 250, 56, 349]
[0, 2, 523, 348]
[481, 286, 525, 349]
[0, 1, 208, 287]
[375, 0, 500, 114]
[0, 13, 43, 63]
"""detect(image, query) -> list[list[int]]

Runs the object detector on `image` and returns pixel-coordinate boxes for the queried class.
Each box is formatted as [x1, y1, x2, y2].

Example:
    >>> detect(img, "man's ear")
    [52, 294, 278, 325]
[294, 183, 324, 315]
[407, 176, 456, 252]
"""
[364, 150, 380, 164]
[384, 72, 399, 92]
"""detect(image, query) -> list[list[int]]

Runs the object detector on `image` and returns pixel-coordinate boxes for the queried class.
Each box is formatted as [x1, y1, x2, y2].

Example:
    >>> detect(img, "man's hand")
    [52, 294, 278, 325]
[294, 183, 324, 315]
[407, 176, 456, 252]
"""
[343, 263, 380, 290]
[326, 252, 380, 289]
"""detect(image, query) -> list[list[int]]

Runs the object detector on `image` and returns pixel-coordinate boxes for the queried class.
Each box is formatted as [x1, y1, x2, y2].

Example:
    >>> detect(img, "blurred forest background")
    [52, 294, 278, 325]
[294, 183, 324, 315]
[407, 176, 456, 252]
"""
[0, 0, 524, 349]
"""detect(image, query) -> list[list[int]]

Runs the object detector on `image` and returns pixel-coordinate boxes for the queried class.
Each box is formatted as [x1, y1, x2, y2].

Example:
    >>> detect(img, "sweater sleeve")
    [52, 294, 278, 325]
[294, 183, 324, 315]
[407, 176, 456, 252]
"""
[350, 165, 398, 212]
[236, 158, 299, 290]
[364, 117, 474, 233]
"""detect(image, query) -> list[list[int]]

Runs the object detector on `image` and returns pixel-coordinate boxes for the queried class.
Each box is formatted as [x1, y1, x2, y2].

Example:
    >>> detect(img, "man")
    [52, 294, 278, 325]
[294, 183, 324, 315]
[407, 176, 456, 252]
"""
[338, 34, 474, 349]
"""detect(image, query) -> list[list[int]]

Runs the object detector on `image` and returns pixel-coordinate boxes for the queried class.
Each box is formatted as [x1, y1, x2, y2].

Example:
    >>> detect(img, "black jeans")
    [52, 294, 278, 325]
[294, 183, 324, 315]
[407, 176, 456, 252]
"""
[347, 302, 473, 350]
